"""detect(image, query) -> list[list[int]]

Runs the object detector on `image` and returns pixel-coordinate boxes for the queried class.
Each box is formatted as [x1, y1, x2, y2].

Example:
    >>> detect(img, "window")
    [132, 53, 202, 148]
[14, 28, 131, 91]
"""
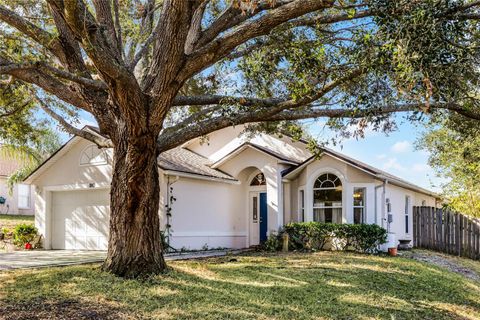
[353, 187, 366, 224]
[18, 184, 30, 209]
[252, 196, 258, 222]
[405, 195, 411, 234]
[313, 173, 342, 223]
[250, 173, 266, 186]
[80, 145, 108, 166]
[299, 189, 305, 222]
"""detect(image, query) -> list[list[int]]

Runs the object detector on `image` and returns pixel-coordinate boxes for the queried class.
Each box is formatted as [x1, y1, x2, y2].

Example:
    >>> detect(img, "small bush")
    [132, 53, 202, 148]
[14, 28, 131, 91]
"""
[283, 222, 387, 253]
[263, 232, 281, 252]
[13, 223, 38, 247]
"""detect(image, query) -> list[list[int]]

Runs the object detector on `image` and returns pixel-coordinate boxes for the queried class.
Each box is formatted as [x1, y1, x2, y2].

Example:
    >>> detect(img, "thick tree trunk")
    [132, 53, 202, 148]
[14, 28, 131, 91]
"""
[102, 128, 166, 278]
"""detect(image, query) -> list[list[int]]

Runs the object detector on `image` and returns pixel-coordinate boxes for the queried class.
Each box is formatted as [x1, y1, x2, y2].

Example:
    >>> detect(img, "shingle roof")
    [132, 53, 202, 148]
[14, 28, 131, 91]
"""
[158, 147, 237, 181]
[0, 158, 21, 177]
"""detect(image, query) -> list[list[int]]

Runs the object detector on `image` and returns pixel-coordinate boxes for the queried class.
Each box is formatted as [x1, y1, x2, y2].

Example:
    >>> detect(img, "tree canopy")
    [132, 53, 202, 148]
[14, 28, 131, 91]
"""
[0, 0, 479, 147]
[418, 115, 480, 217]
[1, 0, 479, 277]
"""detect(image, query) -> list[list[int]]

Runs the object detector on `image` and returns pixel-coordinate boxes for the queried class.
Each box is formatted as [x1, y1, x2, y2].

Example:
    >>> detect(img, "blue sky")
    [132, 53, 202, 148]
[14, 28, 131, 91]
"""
[304, 114, 444, 192]
[69, 111, 443, 193]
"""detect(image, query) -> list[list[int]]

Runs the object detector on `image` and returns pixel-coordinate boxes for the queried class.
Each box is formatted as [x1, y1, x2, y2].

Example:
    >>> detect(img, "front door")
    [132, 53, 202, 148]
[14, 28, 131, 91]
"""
[259, 192, 268, 242]
[249, 191, 268, 246]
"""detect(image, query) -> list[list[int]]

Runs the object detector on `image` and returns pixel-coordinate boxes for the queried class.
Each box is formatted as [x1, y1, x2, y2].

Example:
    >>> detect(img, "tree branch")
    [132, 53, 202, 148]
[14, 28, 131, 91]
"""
[35, 95, 113, 148]
[38, 63, 108, 90]
[195, 0, 293, 50]
[180, 0, 335, 80]
[1, 57, 92, 111]
[0, 4, 65, 59]
[184, 0, 208, 55]
[158, 101, 480, 152]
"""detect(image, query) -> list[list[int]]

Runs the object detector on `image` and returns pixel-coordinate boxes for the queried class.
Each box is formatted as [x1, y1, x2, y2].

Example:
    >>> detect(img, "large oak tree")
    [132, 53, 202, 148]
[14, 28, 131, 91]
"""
[1, 0, 479, 277]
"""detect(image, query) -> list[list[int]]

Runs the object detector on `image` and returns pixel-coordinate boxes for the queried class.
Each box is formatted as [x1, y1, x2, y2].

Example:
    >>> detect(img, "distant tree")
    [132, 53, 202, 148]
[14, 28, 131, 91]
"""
[417, 116, 480, 217]
[1, 0, 479, 277]
[0, 128, 62, 192]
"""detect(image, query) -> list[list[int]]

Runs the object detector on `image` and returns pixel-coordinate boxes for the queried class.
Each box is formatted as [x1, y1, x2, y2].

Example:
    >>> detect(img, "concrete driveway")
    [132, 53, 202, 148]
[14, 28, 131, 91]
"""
[0, 250, 106, 270]
[0, 249, 246, 271]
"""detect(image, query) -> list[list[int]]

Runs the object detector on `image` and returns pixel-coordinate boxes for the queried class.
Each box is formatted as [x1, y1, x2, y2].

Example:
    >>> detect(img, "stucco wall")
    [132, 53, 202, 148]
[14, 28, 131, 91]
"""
[219, 147, 283, 235]
[163, 175, 247, 250]
[187, 126, 311, 163]
[33, 139, 113, 188]
[0, 178, 34, 215]
[286, 154, 377, 224]
[384, 183, 436, 241]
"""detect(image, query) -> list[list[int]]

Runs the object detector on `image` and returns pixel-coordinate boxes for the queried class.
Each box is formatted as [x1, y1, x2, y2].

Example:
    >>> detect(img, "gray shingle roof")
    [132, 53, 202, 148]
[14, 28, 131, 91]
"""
[158, 147, 237, 181]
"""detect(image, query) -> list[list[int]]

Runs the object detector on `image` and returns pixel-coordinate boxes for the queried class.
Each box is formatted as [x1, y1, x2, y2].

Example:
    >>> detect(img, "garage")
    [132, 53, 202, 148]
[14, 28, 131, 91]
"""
[51, 189, 110, 250]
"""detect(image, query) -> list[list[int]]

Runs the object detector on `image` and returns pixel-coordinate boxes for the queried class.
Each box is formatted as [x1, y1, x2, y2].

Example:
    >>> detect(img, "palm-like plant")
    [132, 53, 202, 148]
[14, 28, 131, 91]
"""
[0, 129, 61, 193]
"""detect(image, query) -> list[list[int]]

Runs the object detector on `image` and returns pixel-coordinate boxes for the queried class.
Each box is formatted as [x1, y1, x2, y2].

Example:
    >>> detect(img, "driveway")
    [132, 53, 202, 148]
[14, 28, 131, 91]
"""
[0, 249, 247, 270]
[0, 250, 106, 270]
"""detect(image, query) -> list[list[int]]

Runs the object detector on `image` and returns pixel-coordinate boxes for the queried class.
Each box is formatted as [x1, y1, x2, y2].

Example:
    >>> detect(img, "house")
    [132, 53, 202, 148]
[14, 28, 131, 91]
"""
[0, 158, 34, 216]
[25, 126, 439, 251]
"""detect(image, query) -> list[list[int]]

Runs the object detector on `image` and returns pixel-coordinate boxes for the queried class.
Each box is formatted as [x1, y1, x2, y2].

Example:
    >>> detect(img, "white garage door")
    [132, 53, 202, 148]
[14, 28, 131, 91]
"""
[52, 189, 110, 250]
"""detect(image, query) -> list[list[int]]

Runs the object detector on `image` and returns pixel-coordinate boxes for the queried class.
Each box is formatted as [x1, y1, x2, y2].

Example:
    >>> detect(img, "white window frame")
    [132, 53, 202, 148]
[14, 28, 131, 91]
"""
[405, 195, 411, 234]
[353, 187, 367, 224]
[17, 184, 31, 209]
[298, 187, 305, 222]
[312, 173, 343, 223]
[79, 144, 109, 166]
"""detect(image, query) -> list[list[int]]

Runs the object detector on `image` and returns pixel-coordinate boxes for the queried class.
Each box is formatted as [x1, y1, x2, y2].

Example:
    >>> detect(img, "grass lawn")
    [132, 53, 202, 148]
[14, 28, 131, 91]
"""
[0, 214, 34, 231]
[0, 251, 479, 320]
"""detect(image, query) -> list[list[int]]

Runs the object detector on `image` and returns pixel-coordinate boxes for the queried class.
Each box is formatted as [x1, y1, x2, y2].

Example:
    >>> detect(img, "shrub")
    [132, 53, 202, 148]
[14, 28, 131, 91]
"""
[263, 232, 281, 252]
[13, 223, 38, 247]
[282, 222, 387, 253]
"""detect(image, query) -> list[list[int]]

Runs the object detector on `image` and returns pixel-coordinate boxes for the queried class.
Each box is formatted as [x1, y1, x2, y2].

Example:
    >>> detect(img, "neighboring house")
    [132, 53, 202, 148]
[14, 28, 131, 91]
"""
[25, 126, 439, 251]
[0, 158, 34, 216]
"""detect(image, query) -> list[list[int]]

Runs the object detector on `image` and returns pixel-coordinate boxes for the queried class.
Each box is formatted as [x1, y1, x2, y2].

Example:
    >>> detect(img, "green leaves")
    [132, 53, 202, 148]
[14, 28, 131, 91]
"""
[417, 116, 480, 217]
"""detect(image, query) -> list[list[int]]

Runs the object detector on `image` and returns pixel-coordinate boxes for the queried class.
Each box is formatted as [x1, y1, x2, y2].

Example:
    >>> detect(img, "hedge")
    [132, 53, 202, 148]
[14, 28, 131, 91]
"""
[280, 222, 388, 253]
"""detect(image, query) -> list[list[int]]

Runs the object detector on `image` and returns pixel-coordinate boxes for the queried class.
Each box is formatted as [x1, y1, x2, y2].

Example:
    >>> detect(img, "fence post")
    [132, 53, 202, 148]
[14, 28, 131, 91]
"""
[437, 208, 443, 251]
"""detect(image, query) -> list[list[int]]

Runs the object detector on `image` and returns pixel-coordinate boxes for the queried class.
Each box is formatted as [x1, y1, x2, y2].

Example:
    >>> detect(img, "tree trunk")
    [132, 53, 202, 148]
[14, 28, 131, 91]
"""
[102, 128, 166, 278]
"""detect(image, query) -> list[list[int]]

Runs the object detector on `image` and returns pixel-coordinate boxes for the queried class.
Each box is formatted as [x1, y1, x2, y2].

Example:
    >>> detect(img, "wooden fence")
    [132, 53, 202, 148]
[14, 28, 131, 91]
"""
[413, 206, 480, 260]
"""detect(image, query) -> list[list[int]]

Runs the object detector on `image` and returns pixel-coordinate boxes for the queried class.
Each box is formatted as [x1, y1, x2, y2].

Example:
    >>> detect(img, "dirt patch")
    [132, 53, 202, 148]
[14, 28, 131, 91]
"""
[0, 299, 140, 320]
[403, 250, 480, 282]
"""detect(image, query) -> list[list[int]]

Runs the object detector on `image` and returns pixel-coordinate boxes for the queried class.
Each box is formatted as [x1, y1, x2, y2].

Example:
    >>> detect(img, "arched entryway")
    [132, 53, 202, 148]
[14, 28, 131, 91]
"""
[247, 171, 268, 246]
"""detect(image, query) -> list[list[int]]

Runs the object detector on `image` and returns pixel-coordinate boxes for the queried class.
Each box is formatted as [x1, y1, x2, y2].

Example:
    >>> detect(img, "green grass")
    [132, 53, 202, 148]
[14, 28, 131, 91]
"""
[0, 214, 34, 231]
[0, 251, 479, 319]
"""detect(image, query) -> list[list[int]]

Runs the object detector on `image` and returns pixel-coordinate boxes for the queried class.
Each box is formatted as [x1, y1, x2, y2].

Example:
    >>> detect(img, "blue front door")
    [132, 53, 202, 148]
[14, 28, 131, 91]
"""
[259, 192, 268, 242]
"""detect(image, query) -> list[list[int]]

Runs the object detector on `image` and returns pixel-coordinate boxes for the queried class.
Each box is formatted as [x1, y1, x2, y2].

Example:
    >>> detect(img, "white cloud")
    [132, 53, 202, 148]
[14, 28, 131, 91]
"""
[391, 140, 411, 153]
[412, 163, 432, 174]
[376, 154, 387, 160]
[382, 157, 407, 172]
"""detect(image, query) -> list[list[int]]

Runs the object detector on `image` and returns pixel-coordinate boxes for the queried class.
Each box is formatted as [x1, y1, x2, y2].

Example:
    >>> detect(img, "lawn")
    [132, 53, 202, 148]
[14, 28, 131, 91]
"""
[0, 251, 479, 320]
[0, 214, 34, 231]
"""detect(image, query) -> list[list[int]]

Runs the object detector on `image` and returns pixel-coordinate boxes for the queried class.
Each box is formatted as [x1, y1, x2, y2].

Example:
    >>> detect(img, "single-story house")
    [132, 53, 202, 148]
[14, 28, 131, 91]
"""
[25, 125, 439, 251]
[0, 158, 34, 216]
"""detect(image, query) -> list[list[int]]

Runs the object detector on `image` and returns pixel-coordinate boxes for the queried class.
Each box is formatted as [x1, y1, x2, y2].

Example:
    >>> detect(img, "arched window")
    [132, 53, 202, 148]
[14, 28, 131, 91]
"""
[250, 172, 266, 186]
[313, 173, 343, 223]
[80, 145, 109, 166]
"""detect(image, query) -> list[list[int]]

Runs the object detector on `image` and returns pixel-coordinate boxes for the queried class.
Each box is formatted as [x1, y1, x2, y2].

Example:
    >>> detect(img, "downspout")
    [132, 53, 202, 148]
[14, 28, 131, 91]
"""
[382, 179, 389, 230]
[374, 178, 388, 228]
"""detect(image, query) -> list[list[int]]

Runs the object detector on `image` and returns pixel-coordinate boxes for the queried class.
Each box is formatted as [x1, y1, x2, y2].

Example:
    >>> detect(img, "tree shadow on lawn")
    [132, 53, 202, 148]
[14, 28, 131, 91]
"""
[0, 251, 478, 320]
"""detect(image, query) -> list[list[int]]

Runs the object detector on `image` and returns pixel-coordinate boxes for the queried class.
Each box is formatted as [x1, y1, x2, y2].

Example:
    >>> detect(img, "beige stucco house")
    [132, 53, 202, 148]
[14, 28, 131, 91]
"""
[25, 126, 439, 251]
[0, 158, 34, 216]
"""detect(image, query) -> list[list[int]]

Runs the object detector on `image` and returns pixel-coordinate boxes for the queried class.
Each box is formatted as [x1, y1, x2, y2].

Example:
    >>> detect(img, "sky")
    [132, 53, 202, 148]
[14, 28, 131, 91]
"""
[303, 114, 444, 192]
[67, 111, 444, 193]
